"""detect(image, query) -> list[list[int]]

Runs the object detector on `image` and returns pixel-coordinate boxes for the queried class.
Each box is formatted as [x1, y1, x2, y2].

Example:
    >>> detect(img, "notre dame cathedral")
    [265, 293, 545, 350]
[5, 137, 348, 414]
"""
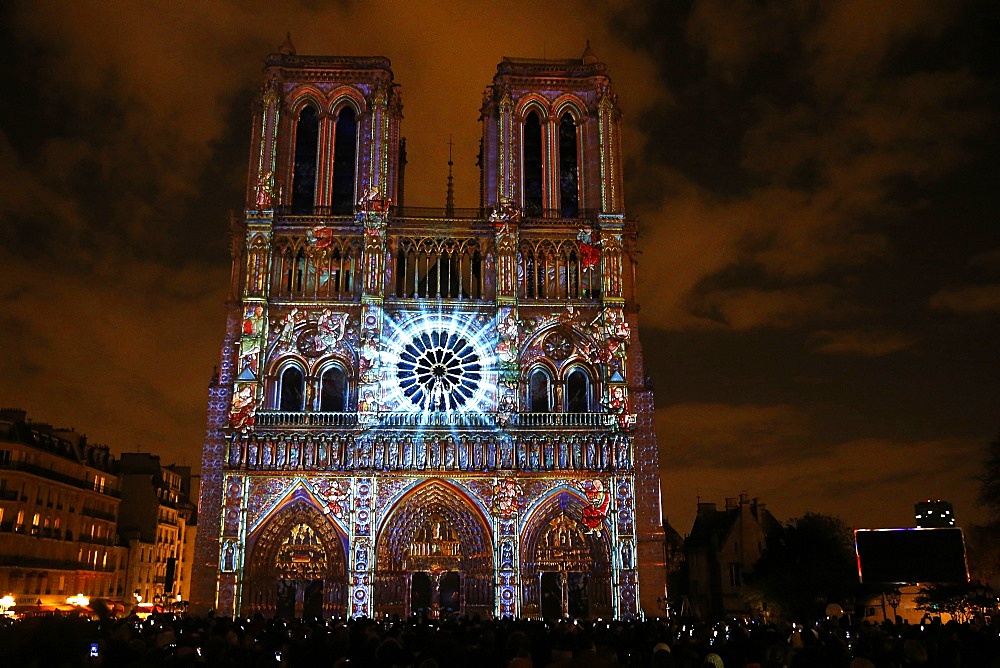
[192, 41, 666, 620]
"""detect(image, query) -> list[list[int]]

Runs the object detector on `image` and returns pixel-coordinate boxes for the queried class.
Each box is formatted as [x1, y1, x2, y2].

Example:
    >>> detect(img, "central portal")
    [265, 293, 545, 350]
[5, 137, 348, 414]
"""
[374, 480, 494, 618]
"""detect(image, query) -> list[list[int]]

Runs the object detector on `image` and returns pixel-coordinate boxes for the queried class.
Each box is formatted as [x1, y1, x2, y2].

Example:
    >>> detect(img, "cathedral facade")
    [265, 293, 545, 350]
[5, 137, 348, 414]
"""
[193, 44, 665, 620]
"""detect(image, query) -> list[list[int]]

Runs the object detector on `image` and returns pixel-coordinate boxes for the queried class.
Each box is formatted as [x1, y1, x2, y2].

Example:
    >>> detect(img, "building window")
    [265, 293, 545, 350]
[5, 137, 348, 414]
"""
[528, 368, 552, 413]
[331, 106, 358, 214]
[278, 365, 306, 411]
[291, 105, 319, 214]
[523, 110, 544, 216]
[565, 368, 591, 412]
[558, 112, 579, 218]
[319, 365, 349, 412]
[729, 563, 742, 588]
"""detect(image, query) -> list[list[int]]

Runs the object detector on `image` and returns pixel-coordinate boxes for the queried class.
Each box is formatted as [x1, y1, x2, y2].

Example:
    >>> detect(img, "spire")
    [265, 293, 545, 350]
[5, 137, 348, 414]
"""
[581, 40, 597, 65]
[446, 136, 455, 217]
[278, 32, 296, 56]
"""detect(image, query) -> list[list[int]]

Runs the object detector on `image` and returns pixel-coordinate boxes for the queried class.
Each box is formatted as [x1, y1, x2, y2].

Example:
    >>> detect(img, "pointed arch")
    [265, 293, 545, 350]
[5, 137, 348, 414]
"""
[291, 104, 320, 214]
[286, 85, 328, 114]
[558, 111, 580, 218]
[331, 106, 358, 214]
[564, 364, 594, 413]
[327, 88, 365, 117]
[318, 362, 351, 412]
[521, 108, 545, 217]
[243, 497, 349, 618]
[519, 489, 613, 619]
[275, 362, 306, 411]
[551, 94, 586, 122]
[526, 363, 555, 413]
[515, 95, 552, 120]
[373, 479, 494, 618]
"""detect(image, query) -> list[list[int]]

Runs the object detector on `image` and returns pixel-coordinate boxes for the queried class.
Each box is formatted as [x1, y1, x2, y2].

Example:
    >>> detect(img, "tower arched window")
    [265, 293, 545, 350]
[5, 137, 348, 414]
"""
[278, 366, 305, 412]
[528, 368, 552, 413]
[291, 248, 306, 293]
[319, 365, 349, 412]
[523, 110, 543, 216]
[559, 112, 579, 218]
[291, 105, 319, 214]
[565, 368, 591, 412]
[332, 107, 358, 215]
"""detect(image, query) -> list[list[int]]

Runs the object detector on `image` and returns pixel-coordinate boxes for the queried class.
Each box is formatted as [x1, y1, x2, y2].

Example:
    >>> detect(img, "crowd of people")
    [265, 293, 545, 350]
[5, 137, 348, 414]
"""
[1, 611, 999, 667]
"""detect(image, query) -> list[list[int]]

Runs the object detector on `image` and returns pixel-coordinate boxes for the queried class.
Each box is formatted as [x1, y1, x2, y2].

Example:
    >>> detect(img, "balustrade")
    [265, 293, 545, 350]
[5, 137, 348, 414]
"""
[226, 419, 631, 474]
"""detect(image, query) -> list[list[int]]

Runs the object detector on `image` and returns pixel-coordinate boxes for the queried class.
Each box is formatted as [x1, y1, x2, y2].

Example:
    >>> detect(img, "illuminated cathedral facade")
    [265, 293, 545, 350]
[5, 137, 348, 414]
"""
[193, 43, 666, 620]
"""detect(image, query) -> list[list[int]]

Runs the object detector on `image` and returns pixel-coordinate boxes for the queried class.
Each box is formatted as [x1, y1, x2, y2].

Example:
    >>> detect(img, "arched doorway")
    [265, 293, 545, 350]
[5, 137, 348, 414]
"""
[243, 500, 348, 618]
[521, 492, 613, 619]
[375, 481, 494, 618]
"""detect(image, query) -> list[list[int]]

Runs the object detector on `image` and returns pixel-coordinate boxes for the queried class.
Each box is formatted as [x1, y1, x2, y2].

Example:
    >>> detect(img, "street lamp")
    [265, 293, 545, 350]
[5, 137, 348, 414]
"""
[0, 594, 14, 617]
[886, 589, 901, 622]
[67, 593, 90, 608]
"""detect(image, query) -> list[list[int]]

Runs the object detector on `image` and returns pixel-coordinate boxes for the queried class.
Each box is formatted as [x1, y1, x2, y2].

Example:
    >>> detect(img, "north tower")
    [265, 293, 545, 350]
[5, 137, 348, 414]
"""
[193, 42, 665, 620]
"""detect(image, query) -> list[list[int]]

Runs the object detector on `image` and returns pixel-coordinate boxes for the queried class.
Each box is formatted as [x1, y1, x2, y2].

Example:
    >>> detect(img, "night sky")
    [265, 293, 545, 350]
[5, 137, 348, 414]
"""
[1, 1, 997, 535]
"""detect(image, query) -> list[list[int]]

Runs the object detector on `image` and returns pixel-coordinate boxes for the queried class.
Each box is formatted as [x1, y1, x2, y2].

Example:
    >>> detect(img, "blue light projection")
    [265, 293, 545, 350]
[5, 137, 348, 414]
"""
[379, 311, 499, 415]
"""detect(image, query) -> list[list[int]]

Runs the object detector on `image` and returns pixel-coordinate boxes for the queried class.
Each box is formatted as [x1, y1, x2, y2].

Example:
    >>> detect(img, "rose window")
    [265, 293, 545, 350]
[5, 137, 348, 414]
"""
[396, 329, 482, 411]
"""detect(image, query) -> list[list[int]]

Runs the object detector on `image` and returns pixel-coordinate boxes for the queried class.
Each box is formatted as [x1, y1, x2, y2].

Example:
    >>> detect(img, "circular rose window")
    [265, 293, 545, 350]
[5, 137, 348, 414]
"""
[396, 329, 483, 411]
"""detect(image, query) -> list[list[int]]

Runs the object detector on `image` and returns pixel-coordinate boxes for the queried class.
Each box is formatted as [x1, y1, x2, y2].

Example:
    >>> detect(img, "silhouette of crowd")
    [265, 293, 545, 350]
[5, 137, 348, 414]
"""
[1, 611, 999, 667]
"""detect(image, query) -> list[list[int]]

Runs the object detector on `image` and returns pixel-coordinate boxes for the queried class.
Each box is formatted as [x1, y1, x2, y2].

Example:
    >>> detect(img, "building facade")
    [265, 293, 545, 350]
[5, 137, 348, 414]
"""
[915, 500, 955, 528]
[118, 454, 197, 609]
[193, 43, 665, 619]
[685, 495, 778, 621]
[0, 409, 128, 611]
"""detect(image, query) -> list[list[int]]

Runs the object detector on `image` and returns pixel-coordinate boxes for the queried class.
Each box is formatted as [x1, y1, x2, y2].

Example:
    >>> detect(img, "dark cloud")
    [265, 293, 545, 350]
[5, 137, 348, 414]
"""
[808, 329, 916, 357]
[929, 285, 1000, 313]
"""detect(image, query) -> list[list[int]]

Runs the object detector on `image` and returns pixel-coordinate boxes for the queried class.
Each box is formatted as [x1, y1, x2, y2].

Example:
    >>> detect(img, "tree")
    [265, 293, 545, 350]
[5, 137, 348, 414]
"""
[744, 513, 862, 621]
[916, 581, 996, 623]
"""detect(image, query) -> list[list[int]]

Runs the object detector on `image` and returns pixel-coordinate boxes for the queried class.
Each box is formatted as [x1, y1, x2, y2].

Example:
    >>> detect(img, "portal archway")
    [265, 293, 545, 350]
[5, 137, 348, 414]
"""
[374, 480, 494, 618]
[243, 499, 348, 618]
[520, 492, 613, 619]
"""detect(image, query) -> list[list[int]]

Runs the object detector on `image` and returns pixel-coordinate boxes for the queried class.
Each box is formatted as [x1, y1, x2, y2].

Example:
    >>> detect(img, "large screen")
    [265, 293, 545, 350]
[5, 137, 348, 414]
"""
[854, 528, 968, 584]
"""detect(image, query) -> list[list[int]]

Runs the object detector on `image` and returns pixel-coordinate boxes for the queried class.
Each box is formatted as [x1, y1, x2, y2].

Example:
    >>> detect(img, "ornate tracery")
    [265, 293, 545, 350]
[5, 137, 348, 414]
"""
[520, 492, 613, 619]
[243, 500, 348, 618]
[374, 481, 494, 618]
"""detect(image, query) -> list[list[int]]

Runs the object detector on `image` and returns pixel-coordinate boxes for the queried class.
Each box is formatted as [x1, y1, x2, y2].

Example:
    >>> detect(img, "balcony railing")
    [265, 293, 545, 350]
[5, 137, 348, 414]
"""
[0, 461, 121, 497]
[375, 412, 497, 428]
[510, 412, 613, 428]
[80, 507, 117, 522]
[254, 412, 359, 428]
[251, 411, 611, 430]
[268, 204, 606, 223]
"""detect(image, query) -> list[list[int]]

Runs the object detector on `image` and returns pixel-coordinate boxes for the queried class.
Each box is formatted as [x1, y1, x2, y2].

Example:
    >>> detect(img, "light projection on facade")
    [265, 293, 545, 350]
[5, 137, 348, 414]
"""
[192, 44, 666, 621]
[381, 312, 496, 414]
